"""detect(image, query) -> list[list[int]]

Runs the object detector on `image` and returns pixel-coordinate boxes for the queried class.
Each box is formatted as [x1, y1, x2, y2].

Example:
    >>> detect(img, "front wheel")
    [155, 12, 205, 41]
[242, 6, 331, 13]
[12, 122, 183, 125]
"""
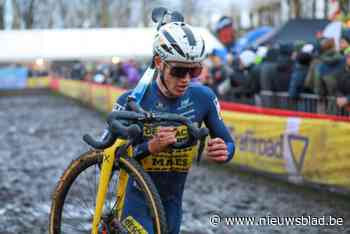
[49, 150, 167, 234]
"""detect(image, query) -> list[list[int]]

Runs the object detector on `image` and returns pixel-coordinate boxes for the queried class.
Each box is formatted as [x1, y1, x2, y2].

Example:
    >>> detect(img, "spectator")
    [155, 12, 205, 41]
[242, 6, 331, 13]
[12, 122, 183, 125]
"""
[259, 47, 279, 92]
[122, 60, 141, 88]
[272, 43, 294, 92]
[71, 62, 86, 80]
[340, 28, 350, 54]
[314, 38, 345, 97]
[212, 16, 237, 64]
[289, 44, 314, 99]
[198, 59, 212, 86]
[255, 46, 268, 65]
[304, 37, 324, 92]
[208, 54, 233, 97]
[111, 62, 127, 86]
[313, 38, 345, 114]
[336, 50, 350, 109]
[225, 50, 257, 103]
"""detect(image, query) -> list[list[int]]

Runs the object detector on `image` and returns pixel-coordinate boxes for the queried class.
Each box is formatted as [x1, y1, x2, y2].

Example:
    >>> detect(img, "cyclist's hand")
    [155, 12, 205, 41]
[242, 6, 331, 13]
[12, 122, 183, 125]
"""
[206, 138, 228, 163]
[148, 127, 177, 154]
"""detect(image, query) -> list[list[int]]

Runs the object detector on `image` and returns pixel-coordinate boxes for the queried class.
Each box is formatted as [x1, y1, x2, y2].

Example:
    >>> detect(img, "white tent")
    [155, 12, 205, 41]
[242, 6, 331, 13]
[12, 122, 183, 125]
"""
[0, 28, 223, 62]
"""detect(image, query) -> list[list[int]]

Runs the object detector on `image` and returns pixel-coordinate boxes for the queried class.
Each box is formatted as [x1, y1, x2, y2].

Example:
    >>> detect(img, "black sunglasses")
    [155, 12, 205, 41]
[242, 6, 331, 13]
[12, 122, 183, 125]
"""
[164, 62, 203, 78]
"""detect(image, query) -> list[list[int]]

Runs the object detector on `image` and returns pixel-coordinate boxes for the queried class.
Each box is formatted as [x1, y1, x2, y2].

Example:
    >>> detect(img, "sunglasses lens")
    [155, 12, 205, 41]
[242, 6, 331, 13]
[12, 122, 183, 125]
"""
[169, 66, 202, 78]
[189, 67, 203, 77]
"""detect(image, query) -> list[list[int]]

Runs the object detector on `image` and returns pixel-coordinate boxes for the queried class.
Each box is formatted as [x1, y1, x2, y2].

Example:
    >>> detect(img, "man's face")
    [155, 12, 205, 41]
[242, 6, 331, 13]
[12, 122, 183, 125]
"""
[218, 26, 235, 45]
[161, 61, 202, 97]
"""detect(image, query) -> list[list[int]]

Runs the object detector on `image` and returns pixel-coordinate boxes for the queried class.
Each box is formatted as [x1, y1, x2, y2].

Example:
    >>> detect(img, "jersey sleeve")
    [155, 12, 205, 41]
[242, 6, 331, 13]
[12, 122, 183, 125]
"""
[203, 87, 235, 163]
[113, 90, 151, 159]
[113, 90, 132, 111]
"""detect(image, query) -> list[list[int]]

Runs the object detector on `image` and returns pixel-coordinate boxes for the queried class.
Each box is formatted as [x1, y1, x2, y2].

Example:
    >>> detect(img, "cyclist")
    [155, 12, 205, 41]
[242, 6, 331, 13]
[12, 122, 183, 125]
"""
[114, 21, 235, 234]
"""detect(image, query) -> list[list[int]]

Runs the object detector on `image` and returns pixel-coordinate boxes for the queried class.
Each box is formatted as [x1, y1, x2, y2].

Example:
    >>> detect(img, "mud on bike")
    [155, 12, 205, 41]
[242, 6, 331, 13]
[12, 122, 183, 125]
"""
[49, 106, 208, 234]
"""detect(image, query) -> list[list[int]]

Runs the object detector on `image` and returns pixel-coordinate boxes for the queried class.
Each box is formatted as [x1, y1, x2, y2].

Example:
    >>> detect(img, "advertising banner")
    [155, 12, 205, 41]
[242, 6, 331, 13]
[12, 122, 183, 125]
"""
[50, 78, 350, 192]
[0, 67, 28, 89]
[223, 110, 350, 190]
[90, 84, 111, 113]
[26, 77, 50, 88]
[58, 79, 81, 99]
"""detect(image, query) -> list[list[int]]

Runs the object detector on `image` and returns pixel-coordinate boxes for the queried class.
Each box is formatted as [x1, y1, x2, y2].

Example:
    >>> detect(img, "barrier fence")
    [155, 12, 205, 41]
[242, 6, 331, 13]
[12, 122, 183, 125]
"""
[4, 77, 350, 194]
[256, 91, 350, 117]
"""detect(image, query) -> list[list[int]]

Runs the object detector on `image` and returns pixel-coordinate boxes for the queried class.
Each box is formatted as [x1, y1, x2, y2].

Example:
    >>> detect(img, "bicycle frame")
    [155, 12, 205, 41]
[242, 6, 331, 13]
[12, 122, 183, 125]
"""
[91, 139, 132, 234]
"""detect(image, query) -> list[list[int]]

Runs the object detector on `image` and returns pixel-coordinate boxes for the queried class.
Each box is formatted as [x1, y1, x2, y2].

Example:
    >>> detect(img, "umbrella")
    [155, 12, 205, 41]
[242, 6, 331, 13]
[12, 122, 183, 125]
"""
[234, 26, 273, 53]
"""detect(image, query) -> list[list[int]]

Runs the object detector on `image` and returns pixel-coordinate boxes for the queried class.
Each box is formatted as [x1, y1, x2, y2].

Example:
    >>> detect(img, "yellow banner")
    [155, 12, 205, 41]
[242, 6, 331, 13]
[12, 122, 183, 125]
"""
[26, 77, 50, 88]
[90, 84, 111, 113]
[52, 78, 350, 191]
[223, 111, 288, 174]
[223, 110, 350, 190]
[298, 119, 350, 188]
[58, 79, 82, 99]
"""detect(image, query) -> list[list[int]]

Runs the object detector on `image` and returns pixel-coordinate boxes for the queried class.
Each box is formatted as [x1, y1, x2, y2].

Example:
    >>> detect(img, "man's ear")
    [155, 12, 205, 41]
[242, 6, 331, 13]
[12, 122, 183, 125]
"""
[154, 56, 162, 69]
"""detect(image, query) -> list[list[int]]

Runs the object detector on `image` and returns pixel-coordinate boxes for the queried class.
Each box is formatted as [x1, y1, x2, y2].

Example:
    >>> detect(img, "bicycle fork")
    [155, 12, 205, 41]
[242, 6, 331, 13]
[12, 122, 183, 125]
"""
[91, 139, 132, 234]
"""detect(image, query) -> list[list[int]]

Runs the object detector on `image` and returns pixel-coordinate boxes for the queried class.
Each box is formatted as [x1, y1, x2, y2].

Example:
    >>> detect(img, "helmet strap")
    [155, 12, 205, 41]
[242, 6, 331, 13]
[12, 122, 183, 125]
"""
[156, 71, 176, 98]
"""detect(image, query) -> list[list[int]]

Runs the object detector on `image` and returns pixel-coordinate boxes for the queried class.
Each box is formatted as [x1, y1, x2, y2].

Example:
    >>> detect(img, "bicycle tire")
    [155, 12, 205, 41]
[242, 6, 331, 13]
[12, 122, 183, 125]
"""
[49, 149, 167, 234]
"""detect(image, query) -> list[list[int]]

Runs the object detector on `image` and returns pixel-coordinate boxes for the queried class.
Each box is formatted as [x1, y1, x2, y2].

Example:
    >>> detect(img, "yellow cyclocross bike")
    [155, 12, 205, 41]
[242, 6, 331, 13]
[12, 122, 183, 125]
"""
[49, 104, 208, 234]
[49, 7, 208, 234]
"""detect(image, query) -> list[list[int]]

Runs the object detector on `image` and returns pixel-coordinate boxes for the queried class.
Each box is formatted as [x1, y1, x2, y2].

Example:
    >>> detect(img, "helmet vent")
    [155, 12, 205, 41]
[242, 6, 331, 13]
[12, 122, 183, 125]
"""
[182, 26, 196, 46]
[171, 43, 186, 58]
[161, 44, 174, 54]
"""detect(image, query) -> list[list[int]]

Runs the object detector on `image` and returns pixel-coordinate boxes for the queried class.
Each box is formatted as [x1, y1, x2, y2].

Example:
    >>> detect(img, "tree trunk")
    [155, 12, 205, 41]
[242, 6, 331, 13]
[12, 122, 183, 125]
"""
[24, 0, 35, 29]
[287, 0, 292, 19]
[11, 0, 21, 29]
[0, 1, 4, 29]
[292, 0, 301, 18]
[312, 0, 316, 19]
[324, 0, 329, 19]
[100, 0, 109, 27]
[141, 0, 150, 27]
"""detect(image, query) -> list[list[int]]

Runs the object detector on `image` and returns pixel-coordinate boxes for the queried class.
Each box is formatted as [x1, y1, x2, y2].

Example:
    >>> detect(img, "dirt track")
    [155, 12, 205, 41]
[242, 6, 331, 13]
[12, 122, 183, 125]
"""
[1, 94, 349, 234]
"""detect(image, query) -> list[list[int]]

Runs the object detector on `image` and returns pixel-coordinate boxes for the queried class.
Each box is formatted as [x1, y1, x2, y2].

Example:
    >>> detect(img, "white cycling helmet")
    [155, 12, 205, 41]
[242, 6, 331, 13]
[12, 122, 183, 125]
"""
[153, 22, 206, 63]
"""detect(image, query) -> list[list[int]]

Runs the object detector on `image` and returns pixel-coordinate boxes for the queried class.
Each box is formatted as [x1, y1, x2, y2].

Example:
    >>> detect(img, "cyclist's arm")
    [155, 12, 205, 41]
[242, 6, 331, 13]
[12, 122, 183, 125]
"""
[114, 91, 152, 159]
[203, 88, 235, 163]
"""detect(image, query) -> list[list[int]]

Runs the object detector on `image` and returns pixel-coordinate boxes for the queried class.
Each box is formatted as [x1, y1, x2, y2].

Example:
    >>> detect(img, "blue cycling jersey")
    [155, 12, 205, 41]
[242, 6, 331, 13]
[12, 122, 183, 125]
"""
[115, 79, 235, 234]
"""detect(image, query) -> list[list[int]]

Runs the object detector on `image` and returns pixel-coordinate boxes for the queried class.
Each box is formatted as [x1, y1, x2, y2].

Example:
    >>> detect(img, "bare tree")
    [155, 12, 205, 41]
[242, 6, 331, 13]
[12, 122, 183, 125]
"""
[11, 0, 37, 29]
[111, 0, 132, 27]
[57, 0, 69, 28]
[0, 0, 4, 29]
[100, 0, 109, 27]
[324, 0, 329, 19]
[292, 0, 301, 18]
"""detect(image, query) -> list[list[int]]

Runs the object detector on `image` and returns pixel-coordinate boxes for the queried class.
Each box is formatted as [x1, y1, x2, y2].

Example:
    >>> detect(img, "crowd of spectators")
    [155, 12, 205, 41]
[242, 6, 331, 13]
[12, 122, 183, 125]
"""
[197, 16, 350, 115]
[50, 59, 146, 89]
[49, 16, 350, 116]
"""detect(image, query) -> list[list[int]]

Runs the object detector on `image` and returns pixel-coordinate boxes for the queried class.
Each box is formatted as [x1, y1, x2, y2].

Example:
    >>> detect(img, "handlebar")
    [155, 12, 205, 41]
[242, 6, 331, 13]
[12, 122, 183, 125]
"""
[83, 110, 209, 151]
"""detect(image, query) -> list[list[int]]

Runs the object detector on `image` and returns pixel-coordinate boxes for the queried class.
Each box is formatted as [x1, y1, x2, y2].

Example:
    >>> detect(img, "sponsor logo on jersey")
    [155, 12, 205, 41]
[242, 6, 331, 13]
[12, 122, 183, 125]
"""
[141, 124, 197, 172]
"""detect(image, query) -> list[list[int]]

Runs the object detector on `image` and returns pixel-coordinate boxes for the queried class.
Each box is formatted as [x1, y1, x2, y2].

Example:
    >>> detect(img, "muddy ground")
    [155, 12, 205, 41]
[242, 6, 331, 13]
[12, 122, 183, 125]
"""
[0, 94, 349, 234]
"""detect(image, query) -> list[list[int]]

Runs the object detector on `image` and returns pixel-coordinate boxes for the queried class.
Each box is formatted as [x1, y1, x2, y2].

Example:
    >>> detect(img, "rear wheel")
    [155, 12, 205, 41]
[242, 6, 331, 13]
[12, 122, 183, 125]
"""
[49, 150, 167, 234]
